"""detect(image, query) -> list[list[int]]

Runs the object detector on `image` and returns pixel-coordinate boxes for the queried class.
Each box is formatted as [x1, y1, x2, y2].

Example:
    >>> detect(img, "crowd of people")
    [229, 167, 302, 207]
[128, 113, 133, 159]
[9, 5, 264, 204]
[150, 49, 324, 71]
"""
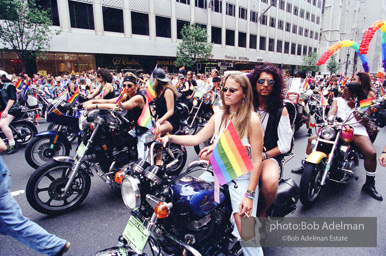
[1, 65, 386, 254]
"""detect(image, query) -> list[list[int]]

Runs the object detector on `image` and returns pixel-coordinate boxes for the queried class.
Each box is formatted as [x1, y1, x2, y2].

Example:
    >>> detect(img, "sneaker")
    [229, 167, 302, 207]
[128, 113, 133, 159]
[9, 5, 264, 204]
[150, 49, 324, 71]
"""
[56, 241, 71, 256]
[6, 145, 17, 154]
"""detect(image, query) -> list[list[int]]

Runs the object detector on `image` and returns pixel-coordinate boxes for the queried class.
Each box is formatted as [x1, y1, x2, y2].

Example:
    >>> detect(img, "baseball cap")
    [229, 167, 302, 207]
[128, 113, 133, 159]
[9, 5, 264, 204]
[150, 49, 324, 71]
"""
[212, 77, 221, 83]
[0, 70, 12, 80]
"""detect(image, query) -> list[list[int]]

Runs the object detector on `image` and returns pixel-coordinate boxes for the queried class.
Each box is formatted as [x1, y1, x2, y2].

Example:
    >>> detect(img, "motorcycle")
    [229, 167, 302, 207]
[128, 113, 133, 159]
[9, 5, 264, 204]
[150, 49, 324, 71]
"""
[286, 91, 311, 135]
[299, 107, 361, 207]
[26, 108, 187, 215]
[187, 92, 214, 135]
[24, 97, 82, 169]
[0, 113, 38, 148]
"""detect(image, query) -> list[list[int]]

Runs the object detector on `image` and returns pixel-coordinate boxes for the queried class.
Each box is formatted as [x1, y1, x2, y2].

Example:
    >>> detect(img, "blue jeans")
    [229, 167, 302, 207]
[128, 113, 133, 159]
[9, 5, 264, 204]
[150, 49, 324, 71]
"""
[0, 156, 66, 255]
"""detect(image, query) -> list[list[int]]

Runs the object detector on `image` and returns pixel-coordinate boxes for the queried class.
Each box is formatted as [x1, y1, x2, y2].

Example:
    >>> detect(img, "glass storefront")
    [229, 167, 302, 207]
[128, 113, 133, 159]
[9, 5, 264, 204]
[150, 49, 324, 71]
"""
[0, 52, 22, 74]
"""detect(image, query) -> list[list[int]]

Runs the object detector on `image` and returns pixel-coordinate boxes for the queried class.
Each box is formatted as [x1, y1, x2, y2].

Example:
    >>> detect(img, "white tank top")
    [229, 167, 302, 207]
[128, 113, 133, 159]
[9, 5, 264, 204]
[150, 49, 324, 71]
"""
[335, 97, 368, 137]
[214, 110, 249, 145]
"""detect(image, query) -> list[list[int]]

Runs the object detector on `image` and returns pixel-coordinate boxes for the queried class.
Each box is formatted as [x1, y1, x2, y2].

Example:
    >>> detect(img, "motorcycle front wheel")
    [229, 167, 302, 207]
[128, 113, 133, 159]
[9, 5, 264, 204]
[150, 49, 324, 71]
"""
[25, 136, 70, 169]
[187, 115, 198, 135]
[299, 161, 324, 207]
[26, 161, 91, 215]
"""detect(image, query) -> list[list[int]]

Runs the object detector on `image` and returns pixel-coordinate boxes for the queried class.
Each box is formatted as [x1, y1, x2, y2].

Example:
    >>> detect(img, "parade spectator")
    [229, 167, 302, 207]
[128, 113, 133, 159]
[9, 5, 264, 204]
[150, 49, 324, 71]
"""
[180, 71, 195, 108]
[87, 68, 115, 100]
[161, 73, 264, 255]
[0, 71, 22, 154]
[249, 63, 293, 218]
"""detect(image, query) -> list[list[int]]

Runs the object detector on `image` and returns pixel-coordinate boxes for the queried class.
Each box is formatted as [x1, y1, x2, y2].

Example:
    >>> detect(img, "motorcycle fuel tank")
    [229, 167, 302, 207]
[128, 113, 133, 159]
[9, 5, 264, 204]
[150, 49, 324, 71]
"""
[171, 176, 225, 218]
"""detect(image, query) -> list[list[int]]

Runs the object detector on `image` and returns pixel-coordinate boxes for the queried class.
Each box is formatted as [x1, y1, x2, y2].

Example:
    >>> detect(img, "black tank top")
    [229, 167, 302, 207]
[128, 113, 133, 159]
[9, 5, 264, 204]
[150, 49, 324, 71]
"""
[125, 91, 148, 134]
[103, 89, 115, 99]
[155, 88, 177, 128]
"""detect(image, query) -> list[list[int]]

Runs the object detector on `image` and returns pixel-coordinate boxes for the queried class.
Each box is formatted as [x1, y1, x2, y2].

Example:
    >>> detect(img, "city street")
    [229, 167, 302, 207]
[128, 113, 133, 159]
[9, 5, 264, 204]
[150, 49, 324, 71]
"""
[0, 120, 385, 255]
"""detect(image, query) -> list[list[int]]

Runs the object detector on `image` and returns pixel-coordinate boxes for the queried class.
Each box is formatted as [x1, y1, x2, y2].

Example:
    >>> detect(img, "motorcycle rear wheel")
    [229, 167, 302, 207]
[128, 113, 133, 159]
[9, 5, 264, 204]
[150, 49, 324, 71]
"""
[25, 136, 70, 169]
[299, 161, 324, 207]
[26, 161, 91, 215]
[13, 122, 37, 146]
[94, 246, 137, 256]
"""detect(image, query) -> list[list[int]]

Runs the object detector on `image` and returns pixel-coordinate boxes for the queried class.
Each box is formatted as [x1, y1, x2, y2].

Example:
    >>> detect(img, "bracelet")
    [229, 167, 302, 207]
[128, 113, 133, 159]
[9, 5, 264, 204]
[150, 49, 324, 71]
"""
[95, 103, 98, 109]
[167, 133, 172, 142]
[265, 152, 270, 159]
[382, 152, 386, 154]
[244, 193, 255, 200]
[158, 120, 163, 125]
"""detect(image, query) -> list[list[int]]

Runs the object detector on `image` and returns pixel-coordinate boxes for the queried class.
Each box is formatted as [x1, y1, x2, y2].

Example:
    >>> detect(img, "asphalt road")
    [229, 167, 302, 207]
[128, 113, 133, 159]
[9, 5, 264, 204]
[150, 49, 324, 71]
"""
[0, 120, 385, 255]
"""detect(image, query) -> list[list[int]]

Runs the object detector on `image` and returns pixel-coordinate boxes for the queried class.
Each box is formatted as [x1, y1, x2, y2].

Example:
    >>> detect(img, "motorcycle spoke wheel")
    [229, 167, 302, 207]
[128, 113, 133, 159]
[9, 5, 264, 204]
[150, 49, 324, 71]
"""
[14, 123, 35, 146]
[26, 162, 91, 215]
[25, 137, 68, 169]
[300, 161, 324, 207]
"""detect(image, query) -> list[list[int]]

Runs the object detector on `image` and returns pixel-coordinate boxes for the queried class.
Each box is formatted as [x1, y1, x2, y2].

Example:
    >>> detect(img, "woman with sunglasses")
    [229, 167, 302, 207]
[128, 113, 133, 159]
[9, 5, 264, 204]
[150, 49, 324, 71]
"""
[86, 68, 115, 100]
[161, 73, 264, 255]
[249, 63, 293, 219]
[83, 74, 150, 159]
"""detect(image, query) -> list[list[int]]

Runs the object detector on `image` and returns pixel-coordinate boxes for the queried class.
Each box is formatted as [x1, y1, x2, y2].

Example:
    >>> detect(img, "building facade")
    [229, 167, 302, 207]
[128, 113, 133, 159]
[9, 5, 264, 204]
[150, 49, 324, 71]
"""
[0, 0, 323, 76]
[319, 0, 386, 75]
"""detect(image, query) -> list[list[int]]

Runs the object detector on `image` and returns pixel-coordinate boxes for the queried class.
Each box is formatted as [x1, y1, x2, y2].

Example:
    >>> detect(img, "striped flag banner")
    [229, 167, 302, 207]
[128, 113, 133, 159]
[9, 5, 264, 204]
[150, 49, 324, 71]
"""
[179, 66, 185, 73]
[15, 80, 24, 90]
[302, 80, 308, 91]
[380, 87, 385, 96]
[209, 120, 253, 185]
[211, 91, 216, 102]
[146, 65, 158, 103]
[116, 88, 126, 106]
[137, 101, 153, 129]
[359, 97, 374, 111]
[67, 88, 79, 104]
[319, 93, 329, 106]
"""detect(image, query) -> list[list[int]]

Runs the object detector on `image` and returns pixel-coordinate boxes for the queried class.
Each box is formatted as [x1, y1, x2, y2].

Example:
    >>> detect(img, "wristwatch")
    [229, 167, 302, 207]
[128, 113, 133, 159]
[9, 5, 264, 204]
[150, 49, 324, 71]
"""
[246, 190, 255, 197]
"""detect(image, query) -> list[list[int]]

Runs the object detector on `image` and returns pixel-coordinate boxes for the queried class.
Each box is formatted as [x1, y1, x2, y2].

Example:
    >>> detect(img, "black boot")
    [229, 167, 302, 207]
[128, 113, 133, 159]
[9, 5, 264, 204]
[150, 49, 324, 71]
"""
[307, 128, 313, 136]
[291, 160, 305, 174]
[362, 177, 383, 201]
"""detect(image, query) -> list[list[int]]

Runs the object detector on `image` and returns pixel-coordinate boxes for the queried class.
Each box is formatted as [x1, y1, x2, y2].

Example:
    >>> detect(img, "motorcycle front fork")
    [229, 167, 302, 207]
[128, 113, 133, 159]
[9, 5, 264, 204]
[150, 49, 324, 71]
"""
[318, 131, 341, 186]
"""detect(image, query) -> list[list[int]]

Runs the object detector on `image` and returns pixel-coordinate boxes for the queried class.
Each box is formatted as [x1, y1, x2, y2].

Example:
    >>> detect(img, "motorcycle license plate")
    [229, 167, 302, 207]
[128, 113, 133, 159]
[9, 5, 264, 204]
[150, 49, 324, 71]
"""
[123, 215, 150, 254]
[76, 142, 86, 157]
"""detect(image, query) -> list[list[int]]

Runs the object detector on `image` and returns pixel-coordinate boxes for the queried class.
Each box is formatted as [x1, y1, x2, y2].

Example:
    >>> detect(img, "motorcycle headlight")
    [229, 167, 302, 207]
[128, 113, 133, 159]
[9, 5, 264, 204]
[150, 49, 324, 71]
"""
[78, 112, 88, 131]
[193, 98, 198, 106]
[121, 175, 141, 211]
[320, 127, 336, 140]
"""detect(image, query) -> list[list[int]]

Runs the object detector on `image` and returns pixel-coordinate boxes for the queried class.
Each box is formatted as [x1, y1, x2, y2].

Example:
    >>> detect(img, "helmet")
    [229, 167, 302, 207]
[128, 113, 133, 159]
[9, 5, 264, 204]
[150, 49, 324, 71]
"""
[152, 69, 170, 82]
[340, 125, 354, 143]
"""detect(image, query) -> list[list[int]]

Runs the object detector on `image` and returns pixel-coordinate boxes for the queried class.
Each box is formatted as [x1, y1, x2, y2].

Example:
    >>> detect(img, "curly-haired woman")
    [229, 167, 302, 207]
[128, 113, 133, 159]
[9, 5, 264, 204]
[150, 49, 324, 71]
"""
[87, 68, 115, 100]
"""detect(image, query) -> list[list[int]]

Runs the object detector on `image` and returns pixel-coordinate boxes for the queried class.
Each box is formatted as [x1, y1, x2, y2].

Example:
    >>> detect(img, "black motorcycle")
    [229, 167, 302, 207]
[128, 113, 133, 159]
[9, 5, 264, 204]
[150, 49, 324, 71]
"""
[0, 115, 38, 148]
[187, 92, 214, 135]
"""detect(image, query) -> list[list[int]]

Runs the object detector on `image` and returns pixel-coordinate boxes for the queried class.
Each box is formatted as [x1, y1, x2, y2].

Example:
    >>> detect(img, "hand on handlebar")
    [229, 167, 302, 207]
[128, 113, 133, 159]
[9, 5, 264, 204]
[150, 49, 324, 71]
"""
[199, 144, 214, 161]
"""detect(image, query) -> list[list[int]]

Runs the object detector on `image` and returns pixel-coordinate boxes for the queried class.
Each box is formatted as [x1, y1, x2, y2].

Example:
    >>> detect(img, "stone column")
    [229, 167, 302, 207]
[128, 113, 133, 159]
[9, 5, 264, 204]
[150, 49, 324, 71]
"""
[149, 0, 156, 40]
[57, 0, 71, 32]
[246, 0, 251, 50]
[171, 0, 177, 41]
[221, 0, 226, 48]
[93, 0, 104, 35]
[207, 3, 212, 43]
[123, 0, 132, 37]
[235, 1, 239, 49]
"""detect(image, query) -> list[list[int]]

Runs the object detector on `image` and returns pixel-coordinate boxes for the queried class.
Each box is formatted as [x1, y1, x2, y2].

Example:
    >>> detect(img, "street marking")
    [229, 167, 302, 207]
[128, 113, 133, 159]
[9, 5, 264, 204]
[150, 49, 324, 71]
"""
[11, 190, 25, 197]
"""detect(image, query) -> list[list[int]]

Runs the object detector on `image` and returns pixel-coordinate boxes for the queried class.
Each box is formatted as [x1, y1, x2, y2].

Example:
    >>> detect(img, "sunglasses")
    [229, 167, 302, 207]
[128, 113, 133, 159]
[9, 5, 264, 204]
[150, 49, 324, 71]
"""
[123, 83, 134, 88]
[257, 79, 275, 86]
[97, 74, 101, 78]
[222, 87, 237, 93]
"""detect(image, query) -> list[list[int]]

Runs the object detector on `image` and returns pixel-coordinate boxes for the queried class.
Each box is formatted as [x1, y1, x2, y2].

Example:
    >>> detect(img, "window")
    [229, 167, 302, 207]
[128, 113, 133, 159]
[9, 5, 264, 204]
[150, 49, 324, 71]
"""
[307, 0, 311, 3]
[284, 41, 290, 54]
[69, 0, 94, 29]
[226, 3, 235, 16]
[239, 7, 247, 20]
[300, 9, 304, 18]
[262, 0, 268, 3]
[293, 6, 299, 16]
[36, 0, 60, 26]
[260, 36, 266, 51]
[270, 0, 277, 7]
[211, 26, 221, 44]
[102, 7, 123, 33]
[305, 29, 309, 37]
[310, 31, 314, 38]
[250, 34, 257, 49]
[315, 32, 319, 40]
[226, 29, 235, 46]
[316, 16, 320, 24]
[250, 11, 258, 23]
[286, 22, 291, 32]
[278, 19, 284, 30]
[286, 3, 292, 13]
[318, 0, 322, 8]
[279, 0, 285, 10]
[314, 48, 317, 53]
[239, 32, 246, 47]
[268, 38, 275, 52]
[177, 0, 190, 4]
[313, 0, 316, 6]
[195, 0, 207, 8]
[132, 12, 149, 35]
[306, 12, 310, 20]
[297, 44, 302, 56]
[156, 16, 171, 38]
[311, 14, 315, 23]
[261, 15, 267, 25]
[303, 45, 307, 56]
[270, 17, 276, 28]
[298, 26, 303, 36]
[277, 40, 283, 53]
[309, 47, 312, 55]
[292, 24, 297, 34]
[177, 20, 190, 39]
[291, 43, 296, 55]
[211, 0, 222, 13]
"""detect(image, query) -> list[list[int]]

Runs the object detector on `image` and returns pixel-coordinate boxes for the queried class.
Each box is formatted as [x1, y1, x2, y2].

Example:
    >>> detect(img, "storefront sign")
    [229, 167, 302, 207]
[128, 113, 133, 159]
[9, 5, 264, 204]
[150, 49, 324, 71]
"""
[257, 57, 264, 62]
[218, 62, 234, 67]
[239, 57, 249, 61]
[157, 60, 176, 66]
[112, 57, 140, 66]
[225, 55, 237, 60]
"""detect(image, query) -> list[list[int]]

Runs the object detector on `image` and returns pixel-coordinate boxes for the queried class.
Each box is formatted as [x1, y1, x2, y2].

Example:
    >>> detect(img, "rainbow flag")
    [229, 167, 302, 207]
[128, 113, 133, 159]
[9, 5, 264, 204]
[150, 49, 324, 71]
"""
[189, 83, 194, 91]
[116, 88, 126, 106]
[209, 121, 253, 185]
[211, 91, 216, 102]
[15, 80, 24, 89]
[380, 87, 385, 96]
[146, 65, 158, 103]
[320, 93, 329, 106]
[99, 84, 107, 98]
[359, 97, 374, 111]
[179, 66, 185, 73]
[67, 88, 79, 104]
[137, 101, 153, 129]
[302, 80, 308, 91]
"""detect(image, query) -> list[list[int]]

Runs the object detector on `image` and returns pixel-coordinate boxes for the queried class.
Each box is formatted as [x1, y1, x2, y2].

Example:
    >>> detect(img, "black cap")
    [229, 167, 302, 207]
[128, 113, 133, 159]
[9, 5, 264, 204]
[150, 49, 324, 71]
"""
[123, 76, 137, 84]
[213, 77, 221, 83]
[153, 68, 170, 82]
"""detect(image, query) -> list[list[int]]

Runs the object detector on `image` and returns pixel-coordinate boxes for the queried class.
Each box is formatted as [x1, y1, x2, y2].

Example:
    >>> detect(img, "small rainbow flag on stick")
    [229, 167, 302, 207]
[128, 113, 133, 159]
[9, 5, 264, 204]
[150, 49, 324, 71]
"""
[380, 87, 385, 96]
[15, 80, 24, 89]
[209, 121, 253, 185]
[137, 101, 153, 129]
[179, 66, 185, 73]
[211, 91, 216, 102]
[302, 80, 308, 91]
[320, 93, 329, 106]
[359, 97, 374, 111]
[67, 88, 79, 104]
[146, 65, 158, 103]
[116, 88, 126, 106]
